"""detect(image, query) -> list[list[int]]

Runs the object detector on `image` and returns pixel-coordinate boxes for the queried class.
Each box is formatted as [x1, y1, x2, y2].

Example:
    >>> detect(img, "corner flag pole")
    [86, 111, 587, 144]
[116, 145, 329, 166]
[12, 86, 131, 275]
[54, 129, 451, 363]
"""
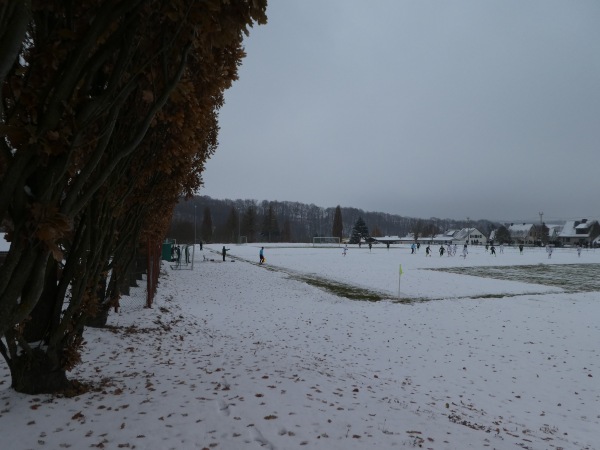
[398, 264, 403, 299]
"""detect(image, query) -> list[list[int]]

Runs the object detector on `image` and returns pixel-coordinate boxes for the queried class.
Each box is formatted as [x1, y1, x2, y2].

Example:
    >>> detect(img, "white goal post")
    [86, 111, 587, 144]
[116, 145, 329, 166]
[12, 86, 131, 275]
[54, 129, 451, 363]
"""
[312, 237, 341, 247]
[237, 236, 248, 245]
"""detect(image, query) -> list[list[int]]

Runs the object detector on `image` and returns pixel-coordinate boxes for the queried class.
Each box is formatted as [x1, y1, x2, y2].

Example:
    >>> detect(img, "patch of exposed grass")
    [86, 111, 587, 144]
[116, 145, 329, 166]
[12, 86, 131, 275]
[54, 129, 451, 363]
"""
[294, 274, 390, 302]
[433, 263, 600, 293]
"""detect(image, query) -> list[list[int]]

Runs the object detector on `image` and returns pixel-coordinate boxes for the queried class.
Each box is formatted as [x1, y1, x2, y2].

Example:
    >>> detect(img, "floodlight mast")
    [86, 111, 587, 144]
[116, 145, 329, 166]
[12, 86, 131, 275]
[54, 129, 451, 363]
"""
[467, 217, 470, 245]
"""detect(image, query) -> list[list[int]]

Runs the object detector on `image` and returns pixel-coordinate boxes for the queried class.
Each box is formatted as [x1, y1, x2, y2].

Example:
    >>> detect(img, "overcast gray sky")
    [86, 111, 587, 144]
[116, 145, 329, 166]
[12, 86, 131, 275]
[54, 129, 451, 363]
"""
[200, 1, 600, 223]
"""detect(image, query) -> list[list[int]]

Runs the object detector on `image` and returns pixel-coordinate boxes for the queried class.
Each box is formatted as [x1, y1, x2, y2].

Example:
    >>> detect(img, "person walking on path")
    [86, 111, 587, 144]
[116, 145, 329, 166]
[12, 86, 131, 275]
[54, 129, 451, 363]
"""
[222, 245, 230, 262]
[259, 247, 265, 264]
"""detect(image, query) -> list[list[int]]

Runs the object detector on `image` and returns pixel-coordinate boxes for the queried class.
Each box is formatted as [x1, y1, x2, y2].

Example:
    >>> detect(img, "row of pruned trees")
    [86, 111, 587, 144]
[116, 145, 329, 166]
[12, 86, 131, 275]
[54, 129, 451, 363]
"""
[0, 0, 267, 394]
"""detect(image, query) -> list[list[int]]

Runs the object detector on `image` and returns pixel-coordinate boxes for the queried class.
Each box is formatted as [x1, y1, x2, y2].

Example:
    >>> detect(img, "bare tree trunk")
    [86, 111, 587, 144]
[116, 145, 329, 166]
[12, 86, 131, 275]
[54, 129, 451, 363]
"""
[9, 348, 69, 395]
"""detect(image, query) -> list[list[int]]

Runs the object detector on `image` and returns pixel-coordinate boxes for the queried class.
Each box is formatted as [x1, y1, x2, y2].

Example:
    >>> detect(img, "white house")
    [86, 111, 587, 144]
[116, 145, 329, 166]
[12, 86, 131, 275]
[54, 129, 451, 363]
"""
[399, 228, 487, 245]
[557, 219, 600, 246]
[451, 227, 488, 245]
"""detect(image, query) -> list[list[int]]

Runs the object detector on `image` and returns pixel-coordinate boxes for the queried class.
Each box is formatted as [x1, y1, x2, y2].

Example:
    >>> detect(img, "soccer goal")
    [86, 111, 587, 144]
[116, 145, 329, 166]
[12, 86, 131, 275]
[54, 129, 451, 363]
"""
[237, 236, 248, 245]
[312, 236, 341, 247]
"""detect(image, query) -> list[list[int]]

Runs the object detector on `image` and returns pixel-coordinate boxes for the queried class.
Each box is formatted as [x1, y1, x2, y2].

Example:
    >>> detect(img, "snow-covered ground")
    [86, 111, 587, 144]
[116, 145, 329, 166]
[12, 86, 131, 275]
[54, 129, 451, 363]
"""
[1, 242, 599, 449]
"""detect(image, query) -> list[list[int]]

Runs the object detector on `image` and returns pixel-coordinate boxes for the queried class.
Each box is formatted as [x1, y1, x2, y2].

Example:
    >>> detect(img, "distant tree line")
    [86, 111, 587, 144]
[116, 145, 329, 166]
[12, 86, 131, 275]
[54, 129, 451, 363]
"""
[168, 196, 499, 243]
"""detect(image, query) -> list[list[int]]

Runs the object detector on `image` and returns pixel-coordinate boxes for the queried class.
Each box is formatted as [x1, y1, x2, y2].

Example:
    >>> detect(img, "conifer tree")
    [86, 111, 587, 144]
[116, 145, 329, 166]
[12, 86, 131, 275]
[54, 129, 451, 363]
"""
[349, 216, 370, 244]
[494, 225, 511, 244]
[201, 207, 213, 243]
[332, 205, 344, 240]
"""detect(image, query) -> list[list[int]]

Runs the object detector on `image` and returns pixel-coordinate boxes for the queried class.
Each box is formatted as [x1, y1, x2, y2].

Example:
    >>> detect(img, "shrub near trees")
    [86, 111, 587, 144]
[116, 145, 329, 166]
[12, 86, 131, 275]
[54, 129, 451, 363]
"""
[0, 1, 267, 394]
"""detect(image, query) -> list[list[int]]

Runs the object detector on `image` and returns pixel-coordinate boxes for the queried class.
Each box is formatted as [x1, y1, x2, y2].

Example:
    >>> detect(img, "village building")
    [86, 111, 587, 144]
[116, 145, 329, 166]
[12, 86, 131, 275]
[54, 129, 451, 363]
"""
[557, 219, 600, 247]
[505, 223, 563, 245]
[507, 223, 536, 244]
[370, 219, 600, 248]
[546, 224, 563, 243]
[393, 227, 488, 246]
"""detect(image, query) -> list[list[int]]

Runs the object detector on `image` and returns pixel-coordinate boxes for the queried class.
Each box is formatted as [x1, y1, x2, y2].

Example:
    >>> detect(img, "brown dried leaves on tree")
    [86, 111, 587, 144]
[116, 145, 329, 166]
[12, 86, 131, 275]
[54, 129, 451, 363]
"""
[0, 0, 267, 393]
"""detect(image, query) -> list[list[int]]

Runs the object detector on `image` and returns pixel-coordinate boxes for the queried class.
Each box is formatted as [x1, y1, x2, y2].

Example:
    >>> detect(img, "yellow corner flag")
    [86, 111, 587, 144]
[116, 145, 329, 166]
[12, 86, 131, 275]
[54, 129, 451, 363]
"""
[399, 264, 403, 275]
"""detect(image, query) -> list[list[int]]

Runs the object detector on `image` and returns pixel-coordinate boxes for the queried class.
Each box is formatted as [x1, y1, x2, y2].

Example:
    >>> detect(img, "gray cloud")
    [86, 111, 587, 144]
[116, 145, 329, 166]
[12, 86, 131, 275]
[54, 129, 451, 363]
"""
[201, 0, 600, 222]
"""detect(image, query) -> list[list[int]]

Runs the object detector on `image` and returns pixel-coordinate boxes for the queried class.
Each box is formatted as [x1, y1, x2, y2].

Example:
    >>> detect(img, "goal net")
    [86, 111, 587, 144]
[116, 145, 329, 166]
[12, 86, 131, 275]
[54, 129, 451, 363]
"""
[237, 236, 248, 245]
[312, 237, 341, 247]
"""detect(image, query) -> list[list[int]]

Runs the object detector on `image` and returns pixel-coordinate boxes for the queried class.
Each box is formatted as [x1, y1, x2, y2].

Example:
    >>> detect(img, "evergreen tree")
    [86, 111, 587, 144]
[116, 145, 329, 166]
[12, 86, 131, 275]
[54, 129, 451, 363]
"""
[349, 216, 370, 244]
[332, 205, 344, 240]
[494, 225, 511, 244]
[201, 207, 213, 242]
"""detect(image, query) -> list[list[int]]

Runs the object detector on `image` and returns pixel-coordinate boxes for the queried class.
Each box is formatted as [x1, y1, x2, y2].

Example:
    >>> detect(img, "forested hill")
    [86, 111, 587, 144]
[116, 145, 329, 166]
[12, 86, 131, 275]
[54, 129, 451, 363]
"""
[168, 195, 499, 244]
